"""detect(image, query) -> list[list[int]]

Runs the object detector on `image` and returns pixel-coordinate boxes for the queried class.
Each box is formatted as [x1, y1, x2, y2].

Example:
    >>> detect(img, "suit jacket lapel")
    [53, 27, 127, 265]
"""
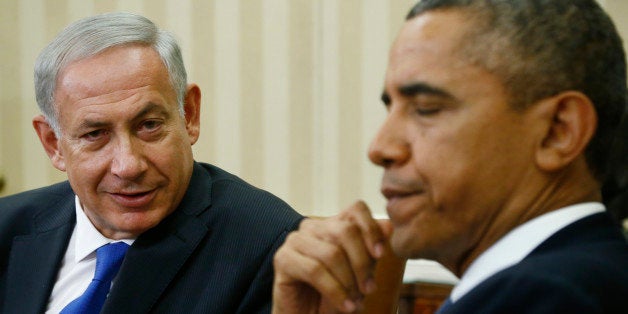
[102, 162, 213, 313]
[3, 192, 75, 314]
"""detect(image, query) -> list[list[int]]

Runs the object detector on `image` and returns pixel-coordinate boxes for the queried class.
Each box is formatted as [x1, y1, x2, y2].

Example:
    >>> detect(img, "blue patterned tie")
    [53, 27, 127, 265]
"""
[60, 242, 129, 314]
[435, 297, 453, 314]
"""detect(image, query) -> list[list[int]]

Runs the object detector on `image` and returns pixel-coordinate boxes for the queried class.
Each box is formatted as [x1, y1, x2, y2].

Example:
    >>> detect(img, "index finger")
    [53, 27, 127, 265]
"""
[338, 201, 389, 259]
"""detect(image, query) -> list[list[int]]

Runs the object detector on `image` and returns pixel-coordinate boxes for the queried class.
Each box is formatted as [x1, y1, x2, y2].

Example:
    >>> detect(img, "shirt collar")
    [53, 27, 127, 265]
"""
[450, 202, 605, 302]
[74, 195, 135, 263]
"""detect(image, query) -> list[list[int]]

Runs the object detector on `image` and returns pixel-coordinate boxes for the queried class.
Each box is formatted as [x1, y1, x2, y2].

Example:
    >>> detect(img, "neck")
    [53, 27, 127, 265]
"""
[450, 159, 600, 277]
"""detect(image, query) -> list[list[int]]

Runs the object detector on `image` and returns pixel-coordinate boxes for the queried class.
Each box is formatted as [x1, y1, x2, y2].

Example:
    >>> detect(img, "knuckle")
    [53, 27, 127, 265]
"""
[298, 218, 317, 231]
[303, 261, 326, 279]
[273, 246, 293, 269]
[284, 230, 300, 243]
[322, 245, 345, 263]
[327, 221, 359, 242]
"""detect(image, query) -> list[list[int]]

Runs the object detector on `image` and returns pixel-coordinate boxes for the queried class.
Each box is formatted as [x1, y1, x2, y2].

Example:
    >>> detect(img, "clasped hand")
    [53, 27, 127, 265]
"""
[272, 201, 393, 314]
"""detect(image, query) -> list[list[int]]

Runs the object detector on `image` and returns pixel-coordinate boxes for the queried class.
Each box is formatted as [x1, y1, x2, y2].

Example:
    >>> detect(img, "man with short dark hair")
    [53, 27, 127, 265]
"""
[272, 1, 628, 313]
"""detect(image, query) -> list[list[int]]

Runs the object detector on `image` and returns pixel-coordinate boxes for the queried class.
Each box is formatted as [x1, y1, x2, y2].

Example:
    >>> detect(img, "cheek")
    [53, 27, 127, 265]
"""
[63, 150, 111, 189]
[420, 118, 512, 199]
[149, 138, 194, 183]
[153, 141, 188, 168]
[410, 137, 469, 202]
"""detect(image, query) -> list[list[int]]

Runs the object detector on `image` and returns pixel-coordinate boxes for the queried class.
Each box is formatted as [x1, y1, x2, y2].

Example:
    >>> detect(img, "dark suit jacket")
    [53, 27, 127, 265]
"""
[446, 213, 628, 313]
[0, 162, 303, 313]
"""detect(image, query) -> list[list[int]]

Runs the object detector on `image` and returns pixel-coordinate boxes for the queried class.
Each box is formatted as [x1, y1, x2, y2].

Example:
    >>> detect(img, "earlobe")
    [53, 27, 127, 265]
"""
[32, 115, 67, 172]
[183, 84, 201, 145]
[535, 91, 597, 172]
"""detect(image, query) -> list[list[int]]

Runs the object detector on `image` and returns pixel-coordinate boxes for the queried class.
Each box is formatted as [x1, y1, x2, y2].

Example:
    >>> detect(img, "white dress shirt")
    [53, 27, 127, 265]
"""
[449, 202, 605, 302]
[45, 196, 135, 313]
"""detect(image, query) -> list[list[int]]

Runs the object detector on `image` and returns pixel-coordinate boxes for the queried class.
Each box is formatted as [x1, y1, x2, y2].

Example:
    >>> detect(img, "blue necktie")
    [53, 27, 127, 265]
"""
[436, 297, 453, 314]
[60, 242, 130, 314]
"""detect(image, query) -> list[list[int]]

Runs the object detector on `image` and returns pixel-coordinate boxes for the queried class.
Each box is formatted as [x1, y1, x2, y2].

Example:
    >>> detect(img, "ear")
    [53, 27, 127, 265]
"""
[534, 91, 597, 173]
[183, 84, 201, 145]
[32, 115, 67, 172]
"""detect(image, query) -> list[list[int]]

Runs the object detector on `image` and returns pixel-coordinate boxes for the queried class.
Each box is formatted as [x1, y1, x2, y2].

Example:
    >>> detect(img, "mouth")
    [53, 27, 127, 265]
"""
[381, 186, 425, 223]
[381, 185, 424, 202]
[109, 189, 156, 208]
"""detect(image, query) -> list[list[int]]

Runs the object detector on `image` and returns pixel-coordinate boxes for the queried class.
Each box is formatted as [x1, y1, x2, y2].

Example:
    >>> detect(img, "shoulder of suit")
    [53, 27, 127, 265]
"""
[0, 181, 73, 214]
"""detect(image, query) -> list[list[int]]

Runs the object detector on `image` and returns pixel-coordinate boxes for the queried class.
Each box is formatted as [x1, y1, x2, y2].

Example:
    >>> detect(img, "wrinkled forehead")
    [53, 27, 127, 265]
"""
[55, 45, 173, 104]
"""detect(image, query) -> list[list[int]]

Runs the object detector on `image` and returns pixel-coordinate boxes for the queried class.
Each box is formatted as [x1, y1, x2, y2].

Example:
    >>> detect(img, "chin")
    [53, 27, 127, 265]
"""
[391, 228, 436, 260]
[390, 232, 417, 258]
[116, 215, 164, 235]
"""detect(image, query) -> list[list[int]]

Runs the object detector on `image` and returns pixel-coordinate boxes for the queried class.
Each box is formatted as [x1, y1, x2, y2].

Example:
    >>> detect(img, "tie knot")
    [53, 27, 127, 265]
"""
[94, 242, 130, 282]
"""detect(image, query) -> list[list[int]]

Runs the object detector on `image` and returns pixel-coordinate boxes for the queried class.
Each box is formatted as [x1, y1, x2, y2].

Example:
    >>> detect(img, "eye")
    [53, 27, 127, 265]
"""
[415, 107, 441, 115]
[139, 119, 163, 132]
[412, 97, 446, 116]
[82, 129, 108, 141]
[137, 119, 164, 140]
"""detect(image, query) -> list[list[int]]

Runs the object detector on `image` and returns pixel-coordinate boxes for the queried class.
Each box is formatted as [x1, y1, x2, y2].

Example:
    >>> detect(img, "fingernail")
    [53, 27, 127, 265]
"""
[374, 242, 384, 258]
[343, 299, 356, 312]
[365, 278, 377, 294]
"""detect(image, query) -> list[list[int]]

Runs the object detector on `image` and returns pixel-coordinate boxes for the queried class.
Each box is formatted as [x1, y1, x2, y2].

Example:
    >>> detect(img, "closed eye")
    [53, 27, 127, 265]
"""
[417, 108, 440, 115]
[415, 104, 442, 116]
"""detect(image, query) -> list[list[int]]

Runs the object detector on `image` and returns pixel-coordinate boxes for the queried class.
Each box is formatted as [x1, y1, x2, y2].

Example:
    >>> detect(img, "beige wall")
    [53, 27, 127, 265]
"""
[0, 0, 626, 217]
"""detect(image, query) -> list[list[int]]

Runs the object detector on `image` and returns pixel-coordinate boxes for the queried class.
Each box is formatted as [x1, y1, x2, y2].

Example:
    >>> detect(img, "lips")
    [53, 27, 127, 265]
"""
[109, 189, 156, 208]
[381, 187, 419, 200]
[381, 183, 425, 224]
[382, 187, 422, 209]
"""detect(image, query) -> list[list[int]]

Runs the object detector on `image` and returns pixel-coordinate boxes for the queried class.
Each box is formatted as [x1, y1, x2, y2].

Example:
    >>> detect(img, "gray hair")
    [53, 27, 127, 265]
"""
[407, 0, 627, 181]
[34, 12, 187, 135]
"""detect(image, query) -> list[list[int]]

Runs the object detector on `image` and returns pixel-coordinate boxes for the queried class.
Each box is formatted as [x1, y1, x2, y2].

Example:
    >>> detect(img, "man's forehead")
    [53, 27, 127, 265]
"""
[392, 10, 471, 58]
[58, 87, 150, 110]
[57, 46, 169, 95]
[386, 14, 472, 85]
[76, 101, 168, 124]
[54, 46, 176, 111]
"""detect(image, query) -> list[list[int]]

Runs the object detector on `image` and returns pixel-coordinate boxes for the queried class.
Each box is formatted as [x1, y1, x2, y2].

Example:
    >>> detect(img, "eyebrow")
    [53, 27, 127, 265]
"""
[76, 102, 170, 130]
[381, 82, 456, 105]
[133, 102, 170, 121]
[77, 119, 109, 131]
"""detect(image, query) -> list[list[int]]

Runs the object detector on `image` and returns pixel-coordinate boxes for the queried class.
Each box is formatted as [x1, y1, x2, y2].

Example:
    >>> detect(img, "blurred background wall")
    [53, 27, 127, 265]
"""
[0, 0, 626, 218]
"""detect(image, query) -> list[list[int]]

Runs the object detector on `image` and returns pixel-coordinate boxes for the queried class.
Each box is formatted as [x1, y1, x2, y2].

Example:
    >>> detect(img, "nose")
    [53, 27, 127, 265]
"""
[368, 112, 410, 168]
[110, 136, 148, 180]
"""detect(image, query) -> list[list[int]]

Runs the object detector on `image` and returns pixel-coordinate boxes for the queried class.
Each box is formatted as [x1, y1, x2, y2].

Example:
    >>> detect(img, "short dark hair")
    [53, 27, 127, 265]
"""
[407, 0, 627, 181]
